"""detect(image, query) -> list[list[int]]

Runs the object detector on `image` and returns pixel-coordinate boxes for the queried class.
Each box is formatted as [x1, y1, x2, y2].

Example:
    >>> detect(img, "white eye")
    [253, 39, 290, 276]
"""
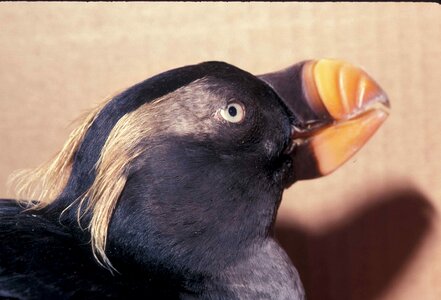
[220, 102, 245, 123]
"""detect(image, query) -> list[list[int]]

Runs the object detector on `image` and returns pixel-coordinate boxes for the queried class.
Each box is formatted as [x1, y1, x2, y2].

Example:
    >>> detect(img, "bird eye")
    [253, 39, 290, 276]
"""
[220, 102, 245, 123]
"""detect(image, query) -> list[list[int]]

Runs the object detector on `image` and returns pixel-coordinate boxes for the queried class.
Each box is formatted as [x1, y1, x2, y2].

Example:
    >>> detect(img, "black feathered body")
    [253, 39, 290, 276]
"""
[0, 200, 304, 299]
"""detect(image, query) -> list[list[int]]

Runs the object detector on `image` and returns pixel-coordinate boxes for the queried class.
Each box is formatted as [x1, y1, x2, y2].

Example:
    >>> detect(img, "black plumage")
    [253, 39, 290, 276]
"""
[0, 60, 389, 299]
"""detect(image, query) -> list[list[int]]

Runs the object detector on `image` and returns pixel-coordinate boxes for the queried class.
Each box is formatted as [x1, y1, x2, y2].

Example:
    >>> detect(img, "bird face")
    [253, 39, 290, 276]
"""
[130, 74, 292, 179]
[130, 59, 390, 191]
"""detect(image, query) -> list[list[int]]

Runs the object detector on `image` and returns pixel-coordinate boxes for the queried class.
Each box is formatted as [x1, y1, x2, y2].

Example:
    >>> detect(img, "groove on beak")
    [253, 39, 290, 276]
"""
[260, 59, 390, 181]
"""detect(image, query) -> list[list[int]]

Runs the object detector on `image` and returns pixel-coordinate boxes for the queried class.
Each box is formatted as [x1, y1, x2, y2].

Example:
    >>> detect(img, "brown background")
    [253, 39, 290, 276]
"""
[0, 3, 440, 300]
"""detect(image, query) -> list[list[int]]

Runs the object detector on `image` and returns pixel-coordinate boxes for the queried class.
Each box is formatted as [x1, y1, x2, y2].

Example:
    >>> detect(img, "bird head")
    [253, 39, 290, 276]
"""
[12, 59, 389, 276]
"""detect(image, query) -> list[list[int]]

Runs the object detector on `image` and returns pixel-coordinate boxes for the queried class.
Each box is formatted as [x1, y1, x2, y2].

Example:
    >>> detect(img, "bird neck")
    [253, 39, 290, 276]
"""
[181, 239, 305, 299]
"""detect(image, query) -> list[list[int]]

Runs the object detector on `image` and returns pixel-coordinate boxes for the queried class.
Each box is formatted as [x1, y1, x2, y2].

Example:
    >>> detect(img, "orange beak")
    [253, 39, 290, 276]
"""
[260, 59, 390, 181]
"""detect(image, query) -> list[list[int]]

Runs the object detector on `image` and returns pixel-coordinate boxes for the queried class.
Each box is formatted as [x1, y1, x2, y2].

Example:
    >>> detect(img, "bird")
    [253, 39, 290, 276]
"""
[0, 59, 389, 299]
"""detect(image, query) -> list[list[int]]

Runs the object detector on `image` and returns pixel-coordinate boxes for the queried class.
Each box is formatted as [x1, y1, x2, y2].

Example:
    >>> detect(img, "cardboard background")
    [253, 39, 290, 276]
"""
[0, 3, 439, 299]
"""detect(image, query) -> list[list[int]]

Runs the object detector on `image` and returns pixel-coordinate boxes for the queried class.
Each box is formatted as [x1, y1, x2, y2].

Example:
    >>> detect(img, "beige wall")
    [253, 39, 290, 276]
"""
[0, 3, 440, 299]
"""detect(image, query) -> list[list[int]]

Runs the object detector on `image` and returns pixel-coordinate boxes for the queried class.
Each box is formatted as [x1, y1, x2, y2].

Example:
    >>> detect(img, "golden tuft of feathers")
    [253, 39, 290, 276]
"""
[7, 79, 209, 272]
[8, 101, 156, 271]
[8, 102, 106, 209]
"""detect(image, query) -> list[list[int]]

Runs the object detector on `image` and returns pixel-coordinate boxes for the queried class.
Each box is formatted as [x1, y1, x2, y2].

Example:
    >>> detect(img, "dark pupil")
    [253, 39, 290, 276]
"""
[228, 106, 237, 117]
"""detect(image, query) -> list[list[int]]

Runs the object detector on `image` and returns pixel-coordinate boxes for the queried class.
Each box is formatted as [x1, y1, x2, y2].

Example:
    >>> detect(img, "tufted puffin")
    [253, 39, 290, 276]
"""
[0, 59, 389, 299]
